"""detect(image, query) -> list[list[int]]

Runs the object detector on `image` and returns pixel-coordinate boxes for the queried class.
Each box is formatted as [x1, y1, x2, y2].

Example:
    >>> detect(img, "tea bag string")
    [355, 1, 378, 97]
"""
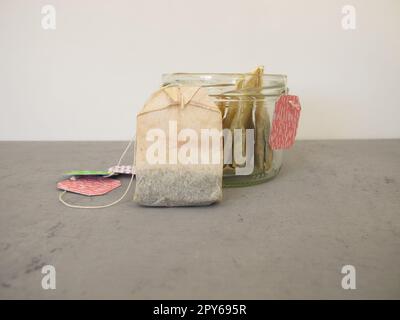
[58, 139, 135, 209]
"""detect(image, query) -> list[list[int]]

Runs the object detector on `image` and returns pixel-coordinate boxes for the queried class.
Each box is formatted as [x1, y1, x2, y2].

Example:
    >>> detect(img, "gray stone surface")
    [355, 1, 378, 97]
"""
[0, 141, 399, 299]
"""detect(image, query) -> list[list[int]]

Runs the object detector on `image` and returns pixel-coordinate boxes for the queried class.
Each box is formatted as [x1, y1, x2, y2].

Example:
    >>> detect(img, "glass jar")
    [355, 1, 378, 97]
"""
[162, 72, 287, 187]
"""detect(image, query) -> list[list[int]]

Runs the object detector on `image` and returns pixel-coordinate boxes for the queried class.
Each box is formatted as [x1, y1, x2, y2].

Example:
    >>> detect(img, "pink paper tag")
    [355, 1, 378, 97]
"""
[269, 95, 301, 150]
[57, 177, 121, 196]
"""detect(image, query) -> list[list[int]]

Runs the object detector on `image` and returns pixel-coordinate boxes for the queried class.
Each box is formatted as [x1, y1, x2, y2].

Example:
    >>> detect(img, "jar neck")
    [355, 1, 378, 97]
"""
[162, 73, 287, 99]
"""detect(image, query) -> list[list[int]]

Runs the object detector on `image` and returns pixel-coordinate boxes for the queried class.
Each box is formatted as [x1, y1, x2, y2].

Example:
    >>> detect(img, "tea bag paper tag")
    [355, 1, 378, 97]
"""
[57, 177, 121, 196]
[269, 95, 301, 150]
[63, 170, 111, 177]
[108, 165, 135, 175]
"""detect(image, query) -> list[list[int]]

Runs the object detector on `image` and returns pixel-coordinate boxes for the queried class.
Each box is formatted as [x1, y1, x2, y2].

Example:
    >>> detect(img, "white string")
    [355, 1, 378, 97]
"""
[59, 139, 135, 209]
[116, 139, 134, 167]
[103, 139, 134, 178]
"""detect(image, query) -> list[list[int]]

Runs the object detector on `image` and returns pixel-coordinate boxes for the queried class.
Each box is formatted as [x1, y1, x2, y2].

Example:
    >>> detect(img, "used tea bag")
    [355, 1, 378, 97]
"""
[134, 86, 223, 207]
[218, 66, 272, 174]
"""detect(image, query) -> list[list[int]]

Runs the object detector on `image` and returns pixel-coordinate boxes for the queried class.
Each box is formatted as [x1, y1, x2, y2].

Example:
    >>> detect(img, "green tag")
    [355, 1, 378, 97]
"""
[63, 170, 112, 177]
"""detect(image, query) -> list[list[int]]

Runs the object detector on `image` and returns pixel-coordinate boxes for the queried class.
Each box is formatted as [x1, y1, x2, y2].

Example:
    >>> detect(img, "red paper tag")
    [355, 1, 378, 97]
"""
[57, 177, 121, 196]
[269, 95, 301, 150]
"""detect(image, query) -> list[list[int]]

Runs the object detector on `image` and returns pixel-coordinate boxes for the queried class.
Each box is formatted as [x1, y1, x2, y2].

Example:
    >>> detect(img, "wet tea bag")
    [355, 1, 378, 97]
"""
[134, 86, 223, 206]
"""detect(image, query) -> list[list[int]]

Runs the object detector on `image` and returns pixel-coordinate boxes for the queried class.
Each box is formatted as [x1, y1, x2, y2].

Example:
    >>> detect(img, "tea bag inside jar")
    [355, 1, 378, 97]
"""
[134, 86, 223, 207]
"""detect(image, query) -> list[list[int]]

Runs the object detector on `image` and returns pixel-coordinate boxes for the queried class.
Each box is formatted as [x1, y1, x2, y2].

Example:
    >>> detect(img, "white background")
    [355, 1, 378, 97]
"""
[0, 0, 399, 140]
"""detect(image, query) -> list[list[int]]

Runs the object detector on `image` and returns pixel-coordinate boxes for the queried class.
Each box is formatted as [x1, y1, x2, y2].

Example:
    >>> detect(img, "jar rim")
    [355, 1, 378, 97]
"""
[162, 72, 287, 79]
[162, 73, 287, 101]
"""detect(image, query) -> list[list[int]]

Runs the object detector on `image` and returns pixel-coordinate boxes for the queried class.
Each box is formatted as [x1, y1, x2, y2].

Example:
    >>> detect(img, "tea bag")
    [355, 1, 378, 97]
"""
[218, 66, 272, 174]
[134, 86, 223, 207]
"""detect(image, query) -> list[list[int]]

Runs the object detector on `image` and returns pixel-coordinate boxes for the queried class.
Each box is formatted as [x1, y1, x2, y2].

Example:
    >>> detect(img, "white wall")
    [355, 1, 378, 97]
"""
[0, 0, 399, 140]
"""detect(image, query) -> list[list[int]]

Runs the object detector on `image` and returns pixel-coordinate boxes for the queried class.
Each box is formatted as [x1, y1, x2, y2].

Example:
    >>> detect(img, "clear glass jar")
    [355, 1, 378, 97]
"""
[162, 72, 287, 187]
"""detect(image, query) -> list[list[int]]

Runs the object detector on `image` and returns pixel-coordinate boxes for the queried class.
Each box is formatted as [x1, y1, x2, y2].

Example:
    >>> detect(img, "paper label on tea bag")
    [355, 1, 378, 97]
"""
[269, 95, 301, 150]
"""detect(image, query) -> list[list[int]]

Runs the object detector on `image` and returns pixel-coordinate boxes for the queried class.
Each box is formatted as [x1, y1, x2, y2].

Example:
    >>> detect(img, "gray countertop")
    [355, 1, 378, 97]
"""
[0, 140, 399, 299]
